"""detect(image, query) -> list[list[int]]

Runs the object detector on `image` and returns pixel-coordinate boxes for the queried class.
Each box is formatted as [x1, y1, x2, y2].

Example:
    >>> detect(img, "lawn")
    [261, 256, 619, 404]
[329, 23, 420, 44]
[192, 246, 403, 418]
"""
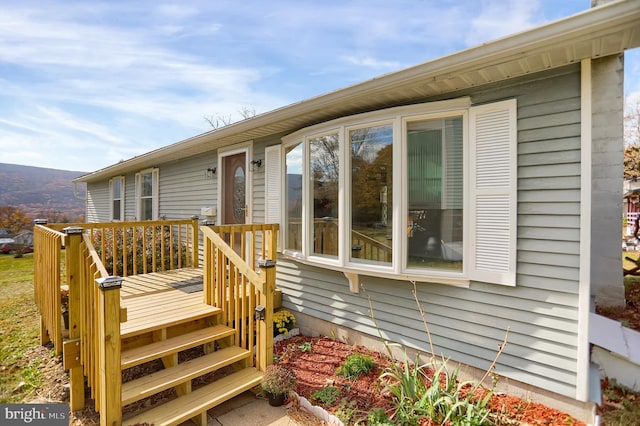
[0, 252, 43, 403]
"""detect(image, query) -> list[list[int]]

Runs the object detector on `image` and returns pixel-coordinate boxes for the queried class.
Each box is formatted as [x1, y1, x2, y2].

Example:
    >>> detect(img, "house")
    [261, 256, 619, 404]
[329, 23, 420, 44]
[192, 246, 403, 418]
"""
[69, 1, 640, 423]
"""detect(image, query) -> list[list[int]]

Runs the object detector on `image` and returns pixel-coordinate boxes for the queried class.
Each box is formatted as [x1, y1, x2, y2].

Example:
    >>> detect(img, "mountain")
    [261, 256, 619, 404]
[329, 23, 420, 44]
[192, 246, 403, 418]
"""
[0, 163, 87, 221]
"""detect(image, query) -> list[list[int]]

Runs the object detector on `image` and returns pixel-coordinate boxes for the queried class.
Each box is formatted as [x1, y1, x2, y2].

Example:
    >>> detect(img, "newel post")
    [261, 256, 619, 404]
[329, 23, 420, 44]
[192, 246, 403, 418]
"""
[62, 226, 85, 411]
[257, 259, 276, 372]
[96, 276, 123, 426]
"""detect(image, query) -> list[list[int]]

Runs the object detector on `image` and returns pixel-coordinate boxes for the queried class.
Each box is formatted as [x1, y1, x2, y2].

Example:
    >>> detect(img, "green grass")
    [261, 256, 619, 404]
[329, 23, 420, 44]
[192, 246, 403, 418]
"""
[0, 253, 42, 403]
[601, 380, 640, 426]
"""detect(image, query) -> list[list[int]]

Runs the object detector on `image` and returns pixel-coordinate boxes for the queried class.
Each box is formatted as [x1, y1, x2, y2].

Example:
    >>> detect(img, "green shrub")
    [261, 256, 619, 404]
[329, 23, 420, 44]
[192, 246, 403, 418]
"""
[336, 353, 374, 379]
[92, 225, 188, 276]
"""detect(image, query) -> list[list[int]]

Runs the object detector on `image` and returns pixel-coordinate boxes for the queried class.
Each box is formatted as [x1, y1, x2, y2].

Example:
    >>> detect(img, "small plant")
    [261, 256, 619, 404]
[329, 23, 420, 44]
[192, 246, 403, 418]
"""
[261, 363, 296, 396]
[273, 309, 296, 337]
[298, 341, 312, 353]
[334, 399, 358, 424]
[366, 408, 393, 425]
[312, 385, 341, 405]
[381, 353, 492, 425]
[336, 353, 374, 379]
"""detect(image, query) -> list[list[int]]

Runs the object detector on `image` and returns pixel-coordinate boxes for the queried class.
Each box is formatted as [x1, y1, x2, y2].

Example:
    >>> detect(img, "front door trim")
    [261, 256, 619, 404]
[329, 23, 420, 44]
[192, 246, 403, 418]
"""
[217, 141, 253, 225]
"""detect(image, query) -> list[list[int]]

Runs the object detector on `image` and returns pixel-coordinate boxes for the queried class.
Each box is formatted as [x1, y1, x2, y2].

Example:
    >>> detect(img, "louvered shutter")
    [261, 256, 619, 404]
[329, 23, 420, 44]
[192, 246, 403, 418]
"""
[265, 145, 283, 251]
[469, 99, 517, 286]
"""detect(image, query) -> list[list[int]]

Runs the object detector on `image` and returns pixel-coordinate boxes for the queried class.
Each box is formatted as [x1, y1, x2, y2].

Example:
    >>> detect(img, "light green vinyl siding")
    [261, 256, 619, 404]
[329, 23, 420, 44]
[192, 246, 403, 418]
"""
[276, 64, 583, 398]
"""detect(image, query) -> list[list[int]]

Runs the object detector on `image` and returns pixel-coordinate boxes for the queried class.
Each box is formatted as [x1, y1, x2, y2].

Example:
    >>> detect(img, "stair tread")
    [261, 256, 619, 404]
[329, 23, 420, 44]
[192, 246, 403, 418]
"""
[123, 367, 263, 426]
[120, 303, 220, 339]
[121, 324, 235, 369]
[122, 346, 250, 406]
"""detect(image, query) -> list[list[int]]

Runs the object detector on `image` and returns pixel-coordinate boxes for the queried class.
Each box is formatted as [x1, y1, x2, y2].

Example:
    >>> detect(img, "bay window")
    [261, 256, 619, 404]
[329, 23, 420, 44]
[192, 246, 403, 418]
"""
[274, 97, 516, 286]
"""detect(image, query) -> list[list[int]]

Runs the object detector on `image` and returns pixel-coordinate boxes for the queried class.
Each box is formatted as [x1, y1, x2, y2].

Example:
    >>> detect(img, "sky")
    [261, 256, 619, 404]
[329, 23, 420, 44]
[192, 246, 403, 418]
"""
[0, 0, 638, 172]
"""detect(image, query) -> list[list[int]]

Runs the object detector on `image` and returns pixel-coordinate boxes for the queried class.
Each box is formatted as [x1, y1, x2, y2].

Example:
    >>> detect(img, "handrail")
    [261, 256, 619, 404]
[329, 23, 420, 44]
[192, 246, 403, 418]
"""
[351, 229, 392, 262]
[200, 223, 279, 372]
[201, 227, 264, 292]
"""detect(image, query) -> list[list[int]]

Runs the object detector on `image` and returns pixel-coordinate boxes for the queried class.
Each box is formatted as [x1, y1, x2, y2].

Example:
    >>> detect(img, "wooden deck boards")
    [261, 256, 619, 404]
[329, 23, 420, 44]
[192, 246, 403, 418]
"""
[120, 268, 204, 299]
[119, 268, 218, 338]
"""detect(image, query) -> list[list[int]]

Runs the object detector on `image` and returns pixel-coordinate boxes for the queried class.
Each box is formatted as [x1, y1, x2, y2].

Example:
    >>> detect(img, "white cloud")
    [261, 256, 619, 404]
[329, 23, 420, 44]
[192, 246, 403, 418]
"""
[0, 0, 616, 171]
[465, 0, 541, 45]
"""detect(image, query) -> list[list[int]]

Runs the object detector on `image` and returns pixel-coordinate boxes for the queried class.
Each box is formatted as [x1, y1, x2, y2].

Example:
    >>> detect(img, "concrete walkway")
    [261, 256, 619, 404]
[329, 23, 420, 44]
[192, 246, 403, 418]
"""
[204, 391, 306, 426]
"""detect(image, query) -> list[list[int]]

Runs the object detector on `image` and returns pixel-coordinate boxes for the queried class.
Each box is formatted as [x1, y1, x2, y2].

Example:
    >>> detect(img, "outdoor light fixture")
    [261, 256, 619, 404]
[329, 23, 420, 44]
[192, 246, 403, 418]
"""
[255, 305, 265, 321]
[205, 167, 216, 178]
[96, 276, 123, 290]
[250, 159, 262, 171]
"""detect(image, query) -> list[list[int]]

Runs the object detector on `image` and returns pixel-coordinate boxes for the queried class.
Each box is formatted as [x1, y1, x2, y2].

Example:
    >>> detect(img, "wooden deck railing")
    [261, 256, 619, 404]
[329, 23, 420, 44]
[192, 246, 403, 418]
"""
[33, 224, 65, 353]
[201, 224, 279, 372]
[351, 230, 392, 262]
[286, 219, 392, 262]
[34, 224, 124, 423]
[35, 220, 277, 423]
[48, 219, 199, 277]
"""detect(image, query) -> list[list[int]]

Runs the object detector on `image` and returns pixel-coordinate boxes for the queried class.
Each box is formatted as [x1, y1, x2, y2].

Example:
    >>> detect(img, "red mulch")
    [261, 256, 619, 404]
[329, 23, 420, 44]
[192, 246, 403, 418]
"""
[275, 335, 585, 426]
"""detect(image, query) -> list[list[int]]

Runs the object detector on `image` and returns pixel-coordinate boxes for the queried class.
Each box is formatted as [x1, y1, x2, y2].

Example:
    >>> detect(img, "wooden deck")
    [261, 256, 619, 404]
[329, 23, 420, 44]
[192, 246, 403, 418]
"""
[119, 268, 219, 338]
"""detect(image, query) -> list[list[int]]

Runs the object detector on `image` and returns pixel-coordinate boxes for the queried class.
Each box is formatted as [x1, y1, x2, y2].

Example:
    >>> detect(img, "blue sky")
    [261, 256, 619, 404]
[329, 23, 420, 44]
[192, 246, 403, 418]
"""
[1, 0, 638, 172]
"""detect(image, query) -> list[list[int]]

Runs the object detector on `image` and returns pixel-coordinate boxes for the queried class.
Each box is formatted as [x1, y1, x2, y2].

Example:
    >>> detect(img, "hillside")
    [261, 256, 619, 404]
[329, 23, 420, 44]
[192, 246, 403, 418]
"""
[0, 163, 86, 221]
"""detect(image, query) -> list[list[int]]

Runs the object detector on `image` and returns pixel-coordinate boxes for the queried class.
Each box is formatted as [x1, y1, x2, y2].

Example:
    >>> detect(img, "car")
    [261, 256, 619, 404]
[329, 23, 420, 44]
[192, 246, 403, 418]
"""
[0, 242, 33, 254]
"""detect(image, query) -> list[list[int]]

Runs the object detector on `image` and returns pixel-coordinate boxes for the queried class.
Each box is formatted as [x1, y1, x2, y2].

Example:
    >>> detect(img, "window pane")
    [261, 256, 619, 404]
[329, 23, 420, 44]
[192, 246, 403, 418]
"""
[407, 117, 463, 271]
[141, 198, 153, 221]
[142, 173, 153, 197]
[113, 179, 121, 198]
[350, 125, 393, 263]
[285, 143, 303, 252]
[310, 134, 339, 257]
[113, 200, 121, 220]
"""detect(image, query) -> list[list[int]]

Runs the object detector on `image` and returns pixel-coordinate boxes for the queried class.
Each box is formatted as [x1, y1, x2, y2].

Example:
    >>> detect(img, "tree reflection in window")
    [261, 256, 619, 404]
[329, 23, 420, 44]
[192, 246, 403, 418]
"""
[310, 134, 339, 257]
[285, 143, 303, 252]
[350, 124, 393, 263]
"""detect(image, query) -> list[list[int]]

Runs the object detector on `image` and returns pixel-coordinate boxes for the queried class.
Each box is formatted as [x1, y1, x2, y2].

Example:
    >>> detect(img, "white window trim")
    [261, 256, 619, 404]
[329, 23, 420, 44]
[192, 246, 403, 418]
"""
[277, 97, 517, 288]
[135, 168, 159, 220]
[109, 176, 125, 221]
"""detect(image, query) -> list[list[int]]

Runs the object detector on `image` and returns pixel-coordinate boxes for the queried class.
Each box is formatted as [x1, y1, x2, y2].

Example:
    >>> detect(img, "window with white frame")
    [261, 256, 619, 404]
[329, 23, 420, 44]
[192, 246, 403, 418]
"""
[109, 176, 125, 221]
[135, 168, 159, 220]
[268, 98, 517, 286]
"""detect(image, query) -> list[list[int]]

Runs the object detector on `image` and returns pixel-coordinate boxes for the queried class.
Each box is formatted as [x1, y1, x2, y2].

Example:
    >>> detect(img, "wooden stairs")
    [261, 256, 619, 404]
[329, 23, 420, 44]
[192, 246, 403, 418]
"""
[119, 289, 263, 425]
